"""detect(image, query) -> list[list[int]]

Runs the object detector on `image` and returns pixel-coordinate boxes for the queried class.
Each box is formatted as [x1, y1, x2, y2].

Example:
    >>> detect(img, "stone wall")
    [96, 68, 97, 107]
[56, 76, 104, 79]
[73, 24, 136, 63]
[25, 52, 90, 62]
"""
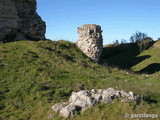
[77, 24, 103, 62]
[0, 0, 46, 42]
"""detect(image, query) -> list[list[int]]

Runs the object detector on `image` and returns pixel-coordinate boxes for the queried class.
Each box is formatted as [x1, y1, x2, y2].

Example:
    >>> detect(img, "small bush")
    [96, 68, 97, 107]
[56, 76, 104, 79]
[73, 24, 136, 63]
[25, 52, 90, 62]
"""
[138, 37, 153, 52]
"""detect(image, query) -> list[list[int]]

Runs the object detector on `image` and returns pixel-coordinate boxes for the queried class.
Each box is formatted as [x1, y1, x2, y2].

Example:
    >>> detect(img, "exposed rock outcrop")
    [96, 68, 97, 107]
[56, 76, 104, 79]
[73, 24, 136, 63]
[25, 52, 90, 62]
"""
[0, 0, 46, 42]
[77, 24, 103, 62]
[52, 88, 140, 118]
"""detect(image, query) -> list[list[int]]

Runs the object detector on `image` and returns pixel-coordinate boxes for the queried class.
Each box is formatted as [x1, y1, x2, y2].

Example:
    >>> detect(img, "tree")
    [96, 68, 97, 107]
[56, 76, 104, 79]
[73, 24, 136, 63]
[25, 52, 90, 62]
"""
[121, 39, 127, 44]
[113, 40, 119, 44]
[130, 31, 147, 43]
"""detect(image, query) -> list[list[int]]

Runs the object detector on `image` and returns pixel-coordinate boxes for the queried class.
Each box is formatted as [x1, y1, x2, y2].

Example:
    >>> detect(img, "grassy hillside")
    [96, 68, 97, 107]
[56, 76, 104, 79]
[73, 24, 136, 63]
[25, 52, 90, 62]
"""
[0, 40, 160, 120]
[101, 41, 160, 74]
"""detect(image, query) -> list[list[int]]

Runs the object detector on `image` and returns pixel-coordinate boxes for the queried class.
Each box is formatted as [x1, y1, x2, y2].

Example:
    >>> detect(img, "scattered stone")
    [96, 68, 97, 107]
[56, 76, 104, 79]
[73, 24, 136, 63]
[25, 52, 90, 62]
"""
[76, 24, 103, 62]
[52, 102, 68, 112]
[52, 88, 140, 118]
[91, 94, 102, 103]
[47, 114, 53, 119]
[59, 105, 81, 118]
[0, 0, 46, 43]
[69, 90, 96, 111]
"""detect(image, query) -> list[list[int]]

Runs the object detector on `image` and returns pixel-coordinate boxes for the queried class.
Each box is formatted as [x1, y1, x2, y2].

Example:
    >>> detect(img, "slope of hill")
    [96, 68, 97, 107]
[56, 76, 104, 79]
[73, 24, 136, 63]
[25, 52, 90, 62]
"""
[0, 40, 160, 120]
[101, 41, 160, 74]
[132, 43, 160, 74]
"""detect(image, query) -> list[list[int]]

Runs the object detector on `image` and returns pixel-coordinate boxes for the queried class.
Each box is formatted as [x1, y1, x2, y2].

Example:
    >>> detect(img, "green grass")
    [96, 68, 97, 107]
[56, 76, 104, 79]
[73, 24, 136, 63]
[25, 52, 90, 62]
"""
[0, 40, 160, 120]
[132, 45, 160, 74]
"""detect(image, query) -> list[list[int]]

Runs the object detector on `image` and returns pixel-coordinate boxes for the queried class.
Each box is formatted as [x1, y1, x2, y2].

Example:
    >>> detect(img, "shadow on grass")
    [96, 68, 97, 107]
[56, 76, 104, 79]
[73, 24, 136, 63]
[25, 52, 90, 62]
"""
[100, 43, 151, 70]
[143, 97, 158, 104]
[136, 63, 160, 74]
[106, 55, 150, 70]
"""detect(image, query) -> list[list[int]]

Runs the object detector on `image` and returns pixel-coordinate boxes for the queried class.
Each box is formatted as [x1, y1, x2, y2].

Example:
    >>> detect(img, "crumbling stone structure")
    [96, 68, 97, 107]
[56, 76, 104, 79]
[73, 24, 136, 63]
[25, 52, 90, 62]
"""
[0, 0, 46, 42]
[52, 88, 140, 118]
[77, 24, 103, 62]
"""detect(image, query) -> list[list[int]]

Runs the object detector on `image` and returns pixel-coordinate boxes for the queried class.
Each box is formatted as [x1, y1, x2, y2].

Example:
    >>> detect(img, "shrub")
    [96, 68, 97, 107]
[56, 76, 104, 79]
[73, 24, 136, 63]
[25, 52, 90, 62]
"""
[138, 37, 153, 52]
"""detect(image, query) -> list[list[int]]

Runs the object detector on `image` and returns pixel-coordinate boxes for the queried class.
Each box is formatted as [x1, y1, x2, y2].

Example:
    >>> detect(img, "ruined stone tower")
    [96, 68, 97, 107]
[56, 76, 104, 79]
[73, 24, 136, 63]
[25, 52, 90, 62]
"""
[77, 24, 103, 62]
[0, 0, 46, 42]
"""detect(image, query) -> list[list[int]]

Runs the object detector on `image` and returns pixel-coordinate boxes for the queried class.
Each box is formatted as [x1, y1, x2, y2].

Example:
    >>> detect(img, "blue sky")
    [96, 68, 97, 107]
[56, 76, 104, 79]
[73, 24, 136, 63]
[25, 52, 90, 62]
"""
[37, 0, 160, 45]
